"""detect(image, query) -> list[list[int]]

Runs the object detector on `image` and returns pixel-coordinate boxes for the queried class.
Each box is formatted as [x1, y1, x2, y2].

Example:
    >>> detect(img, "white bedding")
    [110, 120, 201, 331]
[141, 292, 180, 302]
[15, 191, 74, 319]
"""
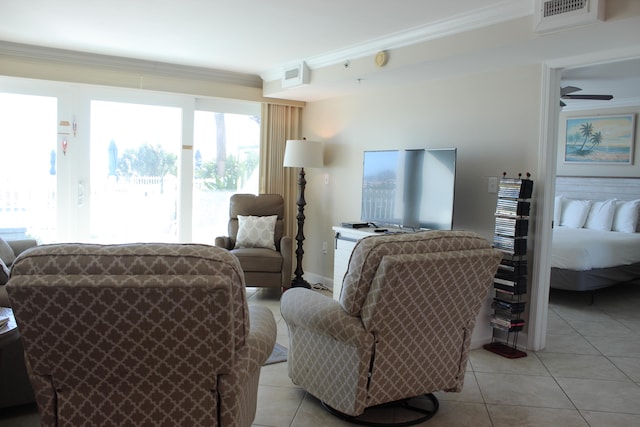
[551, 227, 640, 271]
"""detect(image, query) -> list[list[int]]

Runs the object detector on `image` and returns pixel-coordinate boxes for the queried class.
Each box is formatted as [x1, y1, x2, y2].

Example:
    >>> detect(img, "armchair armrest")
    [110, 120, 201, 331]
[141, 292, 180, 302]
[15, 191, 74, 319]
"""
[279, 236, 293, 288]
[219, 304, 276, 426]
[281, 288, 370, 347]
[215, 236, 232, 249]
[246, 305, 278, 365]
[279, 235, 292, 255]
[222, 304, 277, 381]
[8, 239, 38, 257]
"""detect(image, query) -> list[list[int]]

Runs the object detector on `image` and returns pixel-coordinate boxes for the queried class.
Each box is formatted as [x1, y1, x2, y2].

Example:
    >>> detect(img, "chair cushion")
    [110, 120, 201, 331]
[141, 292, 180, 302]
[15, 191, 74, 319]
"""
[231, 247, 283, 272]
[339, 230, 492, 316]
[0, 258, 9, 287]
[0, 237, 16, 265]
[234, 215, 277, 250]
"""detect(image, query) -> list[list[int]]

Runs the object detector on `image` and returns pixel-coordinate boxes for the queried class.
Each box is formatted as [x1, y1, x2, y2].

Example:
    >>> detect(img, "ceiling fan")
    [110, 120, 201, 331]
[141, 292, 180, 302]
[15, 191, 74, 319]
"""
[560, 86, 614, 107]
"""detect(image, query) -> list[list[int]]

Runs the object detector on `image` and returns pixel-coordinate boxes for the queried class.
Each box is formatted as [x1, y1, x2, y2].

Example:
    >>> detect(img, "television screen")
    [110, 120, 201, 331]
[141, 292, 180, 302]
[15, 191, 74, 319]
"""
[361, 148, 456, 230]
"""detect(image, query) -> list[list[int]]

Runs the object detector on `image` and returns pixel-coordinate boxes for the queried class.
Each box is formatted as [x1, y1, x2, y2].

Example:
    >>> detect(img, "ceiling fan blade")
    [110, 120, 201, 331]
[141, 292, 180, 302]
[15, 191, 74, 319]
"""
[560, 86, 582, 96]
[561, 94, 614, 100]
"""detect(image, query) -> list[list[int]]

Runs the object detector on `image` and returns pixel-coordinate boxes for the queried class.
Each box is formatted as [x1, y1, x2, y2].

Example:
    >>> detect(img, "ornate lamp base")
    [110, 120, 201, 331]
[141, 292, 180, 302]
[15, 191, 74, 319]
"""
[290, 276, 311, 289]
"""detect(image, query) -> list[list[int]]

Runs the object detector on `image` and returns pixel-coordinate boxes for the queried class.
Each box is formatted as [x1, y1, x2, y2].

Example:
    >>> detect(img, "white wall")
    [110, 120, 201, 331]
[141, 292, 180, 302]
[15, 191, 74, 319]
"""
[300, 63, 543, 346]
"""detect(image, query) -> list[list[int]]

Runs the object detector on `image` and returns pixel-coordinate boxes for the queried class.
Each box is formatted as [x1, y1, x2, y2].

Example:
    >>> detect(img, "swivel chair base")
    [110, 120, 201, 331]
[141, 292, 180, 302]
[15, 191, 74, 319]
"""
[321, 393, 439, 426]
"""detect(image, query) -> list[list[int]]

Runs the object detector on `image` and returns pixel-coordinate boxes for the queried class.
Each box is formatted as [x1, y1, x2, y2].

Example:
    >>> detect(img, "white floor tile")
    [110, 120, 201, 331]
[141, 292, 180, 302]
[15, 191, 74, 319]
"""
[556, 377, 640, 414]
[475, 372, 574, 409]
[469, 348, 550, 376]
[487, 405, 589, 427]
[537, 352, 629, 381]
[580, 410, 640, 427]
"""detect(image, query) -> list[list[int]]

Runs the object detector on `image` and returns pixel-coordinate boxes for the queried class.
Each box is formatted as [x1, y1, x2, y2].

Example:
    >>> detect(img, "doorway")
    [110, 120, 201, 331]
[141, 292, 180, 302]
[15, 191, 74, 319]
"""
[530, 53, 640, 352]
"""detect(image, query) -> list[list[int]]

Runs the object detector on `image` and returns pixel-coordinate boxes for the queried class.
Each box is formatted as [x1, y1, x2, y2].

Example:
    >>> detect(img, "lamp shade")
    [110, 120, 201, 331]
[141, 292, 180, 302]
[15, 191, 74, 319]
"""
[283, 139, 324, 168]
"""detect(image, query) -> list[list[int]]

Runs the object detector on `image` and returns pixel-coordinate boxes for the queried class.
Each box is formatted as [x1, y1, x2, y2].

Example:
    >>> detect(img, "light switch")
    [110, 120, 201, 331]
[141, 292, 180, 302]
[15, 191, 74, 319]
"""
[488, 176, 498, 194]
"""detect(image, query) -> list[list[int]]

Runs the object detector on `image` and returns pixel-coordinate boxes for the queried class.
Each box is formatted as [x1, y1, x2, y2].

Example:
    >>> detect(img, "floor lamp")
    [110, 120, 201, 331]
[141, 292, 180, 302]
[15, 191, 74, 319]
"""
[283, 139, 324, 288]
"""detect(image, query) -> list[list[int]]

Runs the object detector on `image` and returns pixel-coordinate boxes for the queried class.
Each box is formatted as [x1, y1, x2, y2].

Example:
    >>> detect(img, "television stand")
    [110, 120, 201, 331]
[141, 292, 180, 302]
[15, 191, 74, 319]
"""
[331, 225, 415, 299]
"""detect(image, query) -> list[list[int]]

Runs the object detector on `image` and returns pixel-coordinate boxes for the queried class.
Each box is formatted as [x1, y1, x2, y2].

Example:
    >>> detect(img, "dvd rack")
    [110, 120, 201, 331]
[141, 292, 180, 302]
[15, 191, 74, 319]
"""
[484, 173, 532, 359]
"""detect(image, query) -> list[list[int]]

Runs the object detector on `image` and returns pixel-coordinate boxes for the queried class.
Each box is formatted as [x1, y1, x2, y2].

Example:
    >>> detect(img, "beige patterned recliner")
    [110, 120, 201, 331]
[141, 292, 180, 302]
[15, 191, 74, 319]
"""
[281, 230, 502, 421]
[215, 194, 293, 290]
[7, 243, 276, 427]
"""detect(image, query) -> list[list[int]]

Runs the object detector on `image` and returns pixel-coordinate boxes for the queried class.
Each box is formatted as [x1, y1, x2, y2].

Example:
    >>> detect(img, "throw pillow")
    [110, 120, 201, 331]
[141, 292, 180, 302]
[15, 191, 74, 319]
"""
[0, 237, 16, 265]
[584, 199, 616, 231]
[234, 215, 277, 250]
[0, 258, 9, 286]
[612, 199, 640, 233]
[553, 195, 564, 227]
[560, 199, 592, 228]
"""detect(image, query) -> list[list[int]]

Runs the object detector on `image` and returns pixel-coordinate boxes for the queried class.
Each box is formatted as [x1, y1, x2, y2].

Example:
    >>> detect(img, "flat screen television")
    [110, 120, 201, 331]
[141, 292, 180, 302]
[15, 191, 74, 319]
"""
[361, 148, 457, 230]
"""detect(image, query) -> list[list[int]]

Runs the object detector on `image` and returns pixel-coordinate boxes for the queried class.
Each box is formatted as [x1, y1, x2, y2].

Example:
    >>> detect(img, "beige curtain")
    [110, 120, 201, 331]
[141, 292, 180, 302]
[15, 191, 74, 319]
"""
[259, 103, 303, 242]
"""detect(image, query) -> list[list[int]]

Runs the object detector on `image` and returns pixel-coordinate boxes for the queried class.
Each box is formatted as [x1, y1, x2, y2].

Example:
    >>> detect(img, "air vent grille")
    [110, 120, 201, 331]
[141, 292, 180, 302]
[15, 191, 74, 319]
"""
[534, 0, 604, 33]
[543, 0, 587, 17]
[284, 68, 300, 80]
[282, 62, 310, 88]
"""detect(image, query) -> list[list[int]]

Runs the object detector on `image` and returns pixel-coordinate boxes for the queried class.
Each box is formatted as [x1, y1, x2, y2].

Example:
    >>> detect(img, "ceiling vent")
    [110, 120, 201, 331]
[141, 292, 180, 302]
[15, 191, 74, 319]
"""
[282, 62, 310, 88]
[534, 0, 604, 33]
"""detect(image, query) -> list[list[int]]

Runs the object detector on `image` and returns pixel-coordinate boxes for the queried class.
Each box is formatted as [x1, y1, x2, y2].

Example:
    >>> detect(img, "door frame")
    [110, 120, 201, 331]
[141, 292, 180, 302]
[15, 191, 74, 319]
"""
[528, 46, 640, 351]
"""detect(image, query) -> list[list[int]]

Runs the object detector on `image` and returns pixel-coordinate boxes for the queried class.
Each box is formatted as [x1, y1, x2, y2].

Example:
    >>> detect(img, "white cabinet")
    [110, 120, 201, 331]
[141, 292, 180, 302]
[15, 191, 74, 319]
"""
[331, 226, 389, 300]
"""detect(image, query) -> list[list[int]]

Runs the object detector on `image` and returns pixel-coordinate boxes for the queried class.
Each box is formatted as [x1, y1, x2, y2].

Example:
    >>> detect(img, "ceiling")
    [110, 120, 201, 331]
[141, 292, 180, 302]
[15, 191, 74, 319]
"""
[0, 0, 521, 77]
[1, 0, 640, 105]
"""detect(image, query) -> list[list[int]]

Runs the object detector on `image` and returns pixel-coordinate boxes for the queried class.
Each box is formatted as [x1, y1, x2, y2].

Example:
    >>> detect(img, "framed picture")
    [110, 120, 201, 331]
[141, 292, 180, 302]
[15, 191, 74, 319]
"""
[564, 114, 636, 164]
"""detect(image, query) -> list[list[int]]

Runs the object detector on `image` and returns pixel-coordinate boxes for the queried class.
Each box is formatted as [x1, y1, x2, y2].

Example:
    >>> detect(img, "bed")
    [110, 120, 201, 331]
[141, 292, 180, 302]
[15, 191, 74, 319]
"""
[551, 176, 640, 292]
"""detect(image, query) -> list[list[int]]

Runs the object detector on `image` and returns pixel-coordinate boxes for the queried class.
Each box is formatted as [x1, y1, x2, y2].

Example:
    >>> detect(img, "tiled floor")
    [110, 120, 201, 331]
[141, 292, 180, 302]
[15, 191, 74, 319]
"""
[2, 283, 640, 426]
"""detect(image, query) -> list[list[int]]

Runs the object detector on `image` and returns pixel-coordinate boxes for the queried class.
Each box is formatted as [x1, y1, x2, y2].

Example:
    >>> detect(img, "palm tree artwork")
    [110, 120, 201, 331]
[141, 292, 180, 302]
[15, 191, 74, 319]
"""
[564, 115, 635, 164]
[578, 122, 594, 152]
[589, 131, 603, 151]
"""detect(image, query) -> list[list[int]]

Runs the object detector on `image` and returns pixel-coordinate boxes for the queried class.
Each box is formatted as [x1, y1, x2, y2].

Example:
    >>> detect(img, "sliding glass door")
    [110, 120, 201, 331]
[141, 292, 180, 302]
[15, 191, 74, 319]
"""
[191, 104, 260, 244]
[0, 92, 57, 242]
[0, 78, 261, 244]
[89, 100, 182, 243]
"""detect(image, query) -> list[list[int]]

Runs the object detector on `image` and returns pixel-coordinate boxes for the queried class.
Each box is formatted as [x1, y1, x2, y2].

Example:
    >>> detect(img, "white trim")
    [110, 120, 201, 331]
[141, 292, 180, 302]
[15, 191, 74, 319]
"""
[530, 46, 640, 351]
[261, 0, 533, 82]
[0, 40, 262, 88]
[528, 64, 560, 351]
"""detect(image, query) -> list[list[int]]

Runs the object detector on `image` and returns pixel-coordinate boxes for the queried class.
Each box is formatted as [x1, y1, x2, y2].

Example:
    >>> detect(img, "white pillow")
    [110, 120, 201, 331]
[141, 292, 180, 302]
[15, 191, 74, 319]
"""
[560, 199, 592, 228]
[234, 215, 277, 250]
[612, 199, 640, 233]
[553, 195, 564, 227]
[584, 199, 616, 231]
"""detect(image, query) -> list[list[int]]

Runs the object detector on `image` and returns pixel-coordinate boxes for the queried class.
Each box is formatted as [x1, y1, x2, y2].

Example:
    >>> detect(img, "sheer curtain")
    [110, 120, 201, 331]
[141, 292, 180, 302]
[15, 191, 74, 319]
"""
[259, 103, 303, 245]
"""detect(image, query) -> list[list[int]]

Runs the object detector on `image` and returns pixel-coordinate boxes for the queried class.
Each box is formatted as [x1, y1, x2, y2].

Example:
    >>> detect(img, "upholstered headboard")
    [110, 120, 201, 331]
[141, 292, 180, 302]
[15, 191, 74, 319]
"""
[555, 176, 640, 201]
[555, 176, 640, 232]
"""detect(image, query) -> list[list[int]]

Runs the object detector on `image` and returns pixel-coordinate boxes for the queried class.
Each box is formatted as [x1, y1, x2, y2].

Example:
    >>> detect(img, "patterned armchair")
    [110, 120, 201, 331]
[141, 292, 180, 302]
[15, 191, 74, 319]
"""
[281, 230, 502, 421]
[7, 243, 276, 427]
[215, 194, 292, 290]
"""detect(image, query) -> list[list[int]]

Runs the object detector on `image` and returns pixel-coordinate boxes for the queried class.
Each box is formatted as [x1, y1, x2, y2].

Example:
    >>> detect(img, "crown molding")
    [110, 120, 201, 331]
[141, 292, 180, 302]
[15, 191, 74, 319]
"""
[0, 40, 263, 88]
[260, 0, 533, 82]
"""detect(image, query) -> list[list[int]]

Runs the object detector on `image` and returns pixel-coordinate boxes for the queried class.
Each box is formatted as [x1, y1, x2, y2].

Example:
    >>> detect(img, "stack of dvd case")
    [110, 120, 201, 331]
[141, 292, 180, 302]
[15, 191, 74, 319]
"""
[484, 174, 533, 359]
[497, 177, 533, 199]
[493, 176, 532, 256]
[494, 255, 527, 294]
